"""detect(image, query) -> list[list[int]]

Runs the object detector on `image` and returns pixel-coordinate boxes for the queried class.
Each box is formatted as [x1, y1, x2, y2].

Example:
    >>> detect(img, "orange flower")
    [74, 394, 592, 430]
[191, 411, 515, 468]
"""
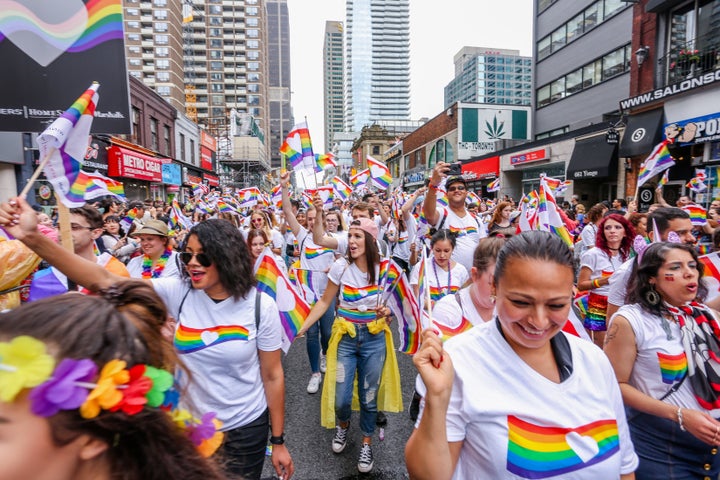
[80, 360, 129, 419]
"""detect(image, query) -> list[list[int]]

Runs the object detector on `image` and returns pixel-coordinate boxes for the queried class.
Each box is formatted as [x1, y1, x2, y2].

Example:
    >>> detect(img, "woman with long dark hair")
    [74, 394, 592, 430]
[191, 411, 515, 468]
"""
[605, 242, 720, 478]
[410, 229, 469, 307]
[0, 198, 294, 480]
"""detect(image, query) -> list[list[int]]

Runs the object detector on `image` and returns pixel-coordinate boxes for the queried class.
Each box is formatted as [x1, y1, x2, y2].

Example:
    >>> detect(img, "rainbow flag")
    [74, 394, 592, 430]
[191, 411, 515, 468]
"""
[168, 199, 193, 230]
[432, 317, 473, 342]
[255, 249, 310, 347]
[683, 204, 707, 226]
[466, 191, 482, 205]
[381, 259, 421, 354]
[119, 207, 139, 233]
[637, 140, 675, 188]
[367, 156, 392, 190]
[350, 169, 370, 189]
[36, 83, 100, 208]
[280, 121, 314, 170]
[537, 177, 573, 247]
[658, 169, 670, 187]
[314, 153, 337, 172]
[487, 177, 501, 192]
[315, 185, 334, 206]
[237, 187, 260, 208]
[270, 185, 283, 209]
[507, 415, 620, 478]
[330, 176, 352, 200]
[700, 253, 720, 296]
[82, 170, 126, 201]
[216, 200, 235, 214]
[289, 267, 320, 305]
[174, 323, 249, 354]
[686, 177, 708, 193]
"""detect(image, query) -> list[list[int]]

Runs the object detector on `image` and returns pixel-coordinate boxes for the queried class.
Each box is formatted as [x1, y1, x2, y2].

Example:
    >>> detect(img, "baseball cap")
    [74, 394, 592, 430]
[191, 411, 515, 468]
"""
[349, 217, 378, 240]
[445, 175, 466, 188]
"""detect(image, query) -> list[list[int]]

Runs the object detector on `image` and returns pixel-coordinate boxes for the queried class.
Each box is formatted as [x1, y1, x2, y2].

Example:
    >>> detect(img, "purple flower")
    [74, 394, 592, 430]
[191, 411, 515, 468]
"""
[188, 412, 218, 446]
[30, 359, 97, 417]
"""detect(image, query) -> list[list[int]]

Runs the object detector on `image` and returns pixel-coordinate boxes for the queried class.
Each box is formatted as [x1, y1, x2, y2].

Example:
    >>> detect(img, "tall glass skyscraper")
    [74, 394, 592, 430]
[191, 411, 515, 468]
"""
[344, 0, 410, 132]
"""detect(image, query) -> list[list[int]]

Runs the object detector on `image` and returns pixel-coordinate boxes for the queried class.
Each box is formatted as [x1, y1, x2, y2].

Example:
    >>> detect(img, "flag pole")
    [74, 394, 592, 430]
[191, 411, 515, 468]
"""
[19, 147, 56, 199]
[305, 116, 318, 190]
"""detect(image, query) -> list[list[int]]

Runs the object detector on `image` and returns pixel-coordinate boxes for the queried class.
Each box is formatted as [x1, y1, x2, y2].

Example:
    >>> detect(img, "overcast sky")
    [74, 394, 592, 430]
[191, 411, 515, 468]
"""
[285, 0, 534, 151]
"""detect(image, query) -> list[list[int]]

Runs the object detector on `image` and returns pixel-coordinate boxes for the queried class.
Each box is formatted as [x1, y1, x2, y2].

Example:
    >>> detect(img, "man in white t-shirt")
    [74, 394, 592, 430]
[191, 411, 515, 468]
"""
[606, 207, 696, 320]
[423, 162, 486, 268]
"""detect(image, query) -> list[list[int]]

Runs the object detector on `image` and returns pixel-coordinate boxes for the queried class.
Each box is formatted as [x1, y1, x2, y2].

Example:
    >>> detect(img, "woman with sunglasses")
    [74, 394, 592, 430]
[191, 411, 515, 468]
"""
[126, 219, 180, 280]
[249, 211, 284, 256]
[0, 197, 294, 480]
[296, 217, 401, 474]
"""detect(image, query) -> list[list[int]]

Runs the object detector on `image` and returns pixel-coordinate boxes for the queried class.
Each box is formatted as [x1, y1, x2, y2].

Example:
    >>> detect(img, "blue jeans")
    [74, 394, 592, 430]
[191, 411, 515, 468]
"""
[628, 407, 720, 479]
[306, 297, 335, 372]
[335, 323, 386, 437]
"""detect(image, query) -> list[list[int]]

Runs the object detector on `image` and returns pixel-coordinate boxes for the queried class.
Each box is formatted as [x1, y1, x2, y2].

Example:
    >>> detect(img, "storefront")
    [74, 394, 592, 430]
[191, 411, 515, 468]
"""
[461, 155, 499, 196]
[401, 167, 427, 193]
[501, 145, 570, 201]
[565, 133, 619, 204]
[203, 173, 220, 189]
[107, 145, 169, 202]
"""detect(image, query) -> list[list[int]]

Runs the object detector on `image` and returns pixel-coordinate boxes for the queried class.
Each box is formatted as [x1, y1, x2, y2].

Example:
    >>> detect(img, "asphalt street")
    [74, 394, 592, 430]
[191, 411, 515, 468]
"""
[261, 327, 417, 480]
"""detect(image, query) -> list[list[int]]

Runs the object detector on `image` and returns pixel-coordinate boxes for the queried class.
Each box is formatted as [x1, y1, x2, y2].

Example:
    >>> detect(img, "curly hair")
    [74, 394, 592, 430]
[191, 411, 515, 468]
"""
[595, 213, 634, 261]
[627, 242, 706, 315]
[0, 286, 226, 480]
[187, 219, 256, 300]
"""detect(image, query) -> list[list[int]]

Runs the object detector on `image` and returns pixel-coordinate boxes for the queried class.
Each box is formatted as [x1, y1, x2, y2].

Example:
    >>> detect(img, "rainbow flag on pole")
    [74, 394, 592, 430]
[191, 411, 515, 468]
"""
[380, 259, 421, 354]
[255, 249, 310, 350]
[280, 121, 315, 170]
[330, 176, 352, 200]
[36, 83, 100, 207]
[683, 205, 708, 226]
[637, 140, 675, 188]
[538, 177, 573, 247]
[367, 156, 392, 190]
[314, 153, 337, 172]
[350, 169, 370, 189]
[487, 177, 501, 192]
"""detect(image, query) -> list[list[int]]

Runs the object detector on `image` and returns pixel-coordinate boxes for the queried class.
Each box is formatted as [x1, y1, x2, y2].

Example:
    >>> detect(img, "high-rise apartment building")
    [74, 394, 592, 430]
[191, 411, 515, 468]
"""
[344, 0, 410, 132]
[323, 21, 344, 153]
[266, 0, 293, 169]
[123, 0, 186, 114]
[444, 47, 533, 108]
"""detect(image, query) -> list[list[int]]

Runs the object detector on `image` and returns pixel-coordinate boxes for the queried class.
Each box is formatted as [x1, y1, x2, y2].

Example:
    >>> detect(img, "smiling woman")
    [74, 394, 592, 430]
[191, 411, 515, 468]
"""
[405, 231, 638, 479]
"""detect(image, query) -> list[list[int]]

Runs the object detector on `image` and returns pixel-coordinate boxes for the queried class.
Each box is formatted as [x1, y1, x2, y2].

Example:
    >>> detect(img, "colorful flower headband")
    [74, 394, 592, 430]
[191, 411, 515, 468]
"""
[0, 336, 223, 456]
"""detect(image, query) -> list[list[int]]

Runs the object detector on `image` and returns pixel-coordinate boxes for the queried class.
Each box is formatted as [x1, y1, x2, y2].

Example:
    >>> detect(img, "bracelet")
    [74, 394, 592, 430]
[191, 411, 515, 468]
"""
[429, 183, 440, 191]
[677, 407, 686, 431]
[592, 279, 601, 289]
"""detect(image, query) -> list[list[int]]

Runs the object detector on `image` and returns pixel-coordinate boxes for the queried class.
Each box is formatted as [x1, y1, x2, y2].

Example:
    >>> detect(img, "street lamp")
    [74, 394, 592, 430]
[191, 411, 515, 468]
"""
[635, 46, 650, 66]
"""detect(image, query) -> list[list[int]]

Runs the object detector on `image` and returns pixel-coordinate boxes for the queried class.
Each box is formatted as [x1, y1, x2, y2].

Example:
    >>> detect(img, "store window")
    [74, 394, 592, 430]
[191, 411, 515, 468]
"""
[150, 118, 158, 151]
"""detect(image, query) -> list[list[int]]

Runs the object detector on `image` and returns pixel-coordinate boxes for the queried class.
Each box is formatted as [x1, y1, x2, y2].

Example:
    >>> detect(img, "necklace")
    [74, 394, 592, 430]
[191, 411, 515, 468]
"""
[432, 257, 452, 300]
[142, 249, 171, 279]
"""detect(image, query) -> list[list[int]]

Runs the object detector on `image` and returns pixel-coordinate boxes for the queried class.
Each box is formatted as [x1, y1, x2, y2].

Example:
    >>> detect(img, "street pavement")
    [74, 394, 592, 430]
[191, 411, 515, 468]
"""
[262, 327, 417, 480]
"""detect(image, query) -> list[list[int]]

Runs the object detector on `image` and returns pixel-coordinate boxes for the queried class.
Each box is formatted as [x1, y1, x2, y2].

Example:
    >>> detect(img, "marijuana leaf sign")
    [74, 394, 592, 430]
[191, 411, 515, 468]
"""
[484, 115, 506, 139]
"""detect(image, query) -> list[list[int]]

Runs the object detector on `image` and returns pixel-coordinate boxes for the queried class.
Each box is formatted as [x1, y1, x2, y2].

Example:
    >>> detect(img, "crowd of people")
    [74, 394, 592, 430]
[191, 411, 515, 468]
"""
[2, 160, 720, 479]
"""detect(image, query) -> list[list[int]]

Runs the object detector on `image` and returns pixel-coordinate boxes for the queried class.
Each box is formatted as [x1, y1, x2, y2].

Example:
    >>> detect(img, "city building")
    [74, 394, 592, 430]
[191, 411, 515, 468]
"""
[324, 21, 345, 154]
[344, 0, 411, 132]
[267, 0, 294, 169]
[444, 47, 533, 108]
[123, 0, 186, 112]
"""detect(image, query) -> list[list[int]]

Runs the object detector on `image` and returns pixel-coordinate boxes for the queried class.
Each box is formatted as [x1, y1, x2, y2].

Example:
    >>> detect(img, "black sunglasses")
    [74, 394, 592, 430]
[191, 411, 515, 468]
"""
[179, 251, 213, 267]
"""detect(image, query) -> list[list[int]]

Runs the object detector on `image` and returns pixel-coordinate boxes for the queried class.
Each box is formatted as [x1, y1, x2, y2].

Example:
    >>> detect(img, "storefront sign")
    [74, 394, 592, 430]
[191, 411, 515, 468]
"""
[619, 70, 720, 110]
[161, 163, 181, 185]
[510, 148, 547, 166]
[463, 156, 500, 179]
[665, 111, 720, 145]
[107, 146, 166, 182]
[204, 173, 220, 187]
[403, 170, 426, 185]
[457, 104, 531, 160]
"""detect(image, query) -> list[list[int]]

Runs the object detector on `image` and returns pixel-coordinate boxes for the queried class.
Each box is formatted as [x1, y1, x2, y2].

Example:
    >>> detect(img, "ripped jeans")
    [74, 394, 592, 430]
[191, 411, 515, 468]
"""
[334, 323, 386, 437]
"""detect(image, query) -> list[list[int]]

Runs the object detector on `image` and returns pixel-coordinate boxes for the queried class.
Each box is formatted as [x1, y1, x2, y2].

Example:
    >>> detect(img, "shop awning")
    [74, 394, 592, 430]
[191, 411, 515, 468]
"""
[619, 108, 665, 157]
[646, 0, 684, 13]
[462, 156, 499, 179]
[566, 136, 618, 180]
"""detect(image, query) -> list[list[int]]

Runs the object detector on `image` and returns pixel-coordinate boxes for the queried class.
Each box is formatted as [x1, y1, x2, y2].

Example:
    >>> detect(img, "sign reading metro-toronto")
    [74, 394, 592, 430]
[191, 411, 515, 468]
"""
[0, 1, 130, 133]
[619, 70, 720, 110]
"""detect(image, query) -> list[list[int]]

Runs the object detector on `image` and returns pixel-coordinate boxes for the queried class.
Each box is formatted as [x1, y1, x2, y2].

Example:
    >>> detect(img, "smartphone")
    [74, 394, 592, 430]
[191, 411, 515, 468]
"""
[447, 162, 462, 176]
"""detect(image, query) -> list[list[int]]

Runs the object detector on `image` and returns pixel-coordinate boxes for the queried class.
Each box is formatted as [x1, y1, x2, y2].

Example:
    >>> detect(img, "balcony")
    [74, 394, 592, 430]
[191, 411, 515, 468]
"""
[659, 32, 720, 87]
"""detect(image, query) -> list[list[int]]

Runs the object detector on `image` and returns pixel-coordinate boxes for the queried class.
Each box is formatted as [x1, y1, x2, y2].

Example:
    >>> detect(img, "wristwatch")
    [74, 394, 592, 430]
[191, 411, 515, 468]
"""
[269, 433, 285, 445]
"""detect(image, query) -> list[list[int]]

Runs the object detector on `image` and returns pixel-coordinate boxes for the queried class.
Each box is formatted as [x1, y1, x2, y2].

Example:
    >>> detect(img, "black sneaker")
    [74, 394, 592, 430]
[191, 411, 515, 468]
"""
[357, 442, 374, 473]
[332, 424, 349, 453]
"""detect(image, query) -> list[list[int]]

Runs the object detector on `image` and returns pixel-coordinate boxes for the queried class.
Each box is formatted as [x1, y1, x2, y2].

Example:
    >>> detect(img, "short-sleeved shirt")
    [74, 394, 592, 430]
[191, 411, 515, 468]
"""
[328, 258, 381, 323]
[153, 278, 283, 431]
[580, 248, 624, 296]
[433, 207, 485, 268]
[416, 321, 638, 479]
[127, 251, 180, 279]
[409, 259, 469, 305]
[296, 226, 334, 295]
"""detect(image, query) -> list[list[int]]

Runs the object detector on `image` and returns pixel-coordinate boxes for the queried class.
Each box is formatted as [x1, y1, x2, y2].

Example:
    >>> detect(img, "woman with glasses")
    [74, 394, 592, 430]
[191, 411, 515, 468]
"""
[249, 210, 284, 256]
[0, 197, 294, 480]
[126, 219, 180, 280]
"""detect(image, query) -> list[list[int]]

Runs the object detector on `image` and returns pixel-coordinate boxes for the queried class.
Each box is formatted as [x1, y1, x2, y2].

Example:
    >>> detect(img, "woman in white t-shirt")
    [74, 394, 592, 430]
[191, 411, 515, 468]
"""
[249, 210, 284, 256]
[406, 231, 638, 479]
[297, 217, 402, 474]
[0, 201, 295, 480]
[125, 219, 180, 280]
[604, 242, 720, 479]
[578, 213, 634, 347]
[410, 229, 469, 308]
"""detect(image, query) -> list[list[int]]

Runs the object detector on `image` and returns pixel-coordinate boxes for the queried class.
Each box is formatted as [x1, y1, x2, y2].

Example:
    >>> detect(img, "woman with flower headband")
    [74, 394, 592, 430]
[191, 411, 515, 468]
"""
[126, 219, 180, 280]
[604, 242, 720, 478]
[0, 197, 294, 480]
[296, 217, 402, 474]
[0, 284, 228, 480]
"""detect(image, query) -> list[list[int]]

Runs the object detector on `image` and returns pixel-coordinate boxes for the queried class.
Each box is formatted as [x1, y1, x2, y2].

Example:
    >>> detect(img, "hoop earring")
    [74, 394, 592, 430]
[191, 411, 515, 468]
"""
[645, 286, 661, 306]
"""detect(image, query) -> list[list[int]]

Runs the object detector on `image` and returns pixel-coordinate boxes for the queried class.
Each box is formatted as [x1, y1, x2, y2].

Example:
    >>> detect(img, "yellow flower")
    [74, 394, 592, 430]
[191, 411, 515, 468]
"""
[0, 336, 55, 402]
[170, 408, 193, 429]
[80, 359, 129, 419]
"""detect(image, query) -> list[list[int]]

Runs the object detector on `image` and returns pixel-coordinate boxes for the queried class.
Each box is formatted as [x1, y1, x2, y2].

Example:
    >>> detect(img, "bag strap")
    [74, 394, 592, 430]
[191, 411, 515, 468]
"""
[177, 288, 192, 320]
[437, 210, 449, 231]
[255, 288, 261, 331]
[659, 371, 688, 401]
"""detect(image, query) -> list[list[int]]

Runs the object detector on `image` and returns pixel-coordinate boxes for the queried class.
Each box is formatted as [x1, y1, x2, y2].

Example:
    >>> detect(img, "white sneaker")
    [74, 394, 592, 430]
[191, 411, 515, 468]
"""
[357, 442, 374, 473]
[320, 354, 327, 373]
[307, 373, 322, 394]
[332, 424, 349, 453]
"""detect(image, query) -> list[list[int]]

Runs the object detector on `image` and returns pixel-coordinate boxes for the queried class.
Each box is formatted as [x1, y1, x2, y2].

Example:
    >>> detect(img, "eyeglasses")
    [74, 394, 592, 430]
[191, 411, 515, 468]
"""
[179, 251, 213, 267]
[70, 224, 94, 231]
[447, 185, 466, 192]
